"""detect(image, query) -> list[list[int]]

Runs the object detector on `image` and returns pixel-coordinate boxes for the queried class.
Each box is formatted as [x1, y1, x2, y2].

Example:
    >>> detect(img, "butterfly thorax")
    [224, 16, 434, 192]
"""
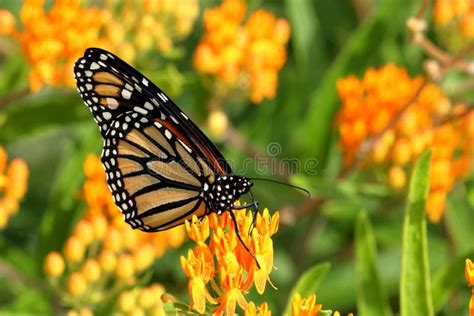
[203, 175, 252, 215]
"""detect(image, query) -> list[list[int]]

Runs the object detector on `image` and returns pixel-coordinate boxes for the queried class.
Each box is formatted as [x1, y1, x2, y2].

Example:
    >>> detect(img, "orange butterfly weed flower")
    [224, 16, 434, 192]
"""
[181, 208, 279, 315]
[0, 146, 29, 229]
[194, 0, 290, 104]
[336, 64, 473, 222]
[43, 154, 184, 314]
[291, 293, 322, 316]
[8, 0, 108, 92]
[433, 0, 474, 38]
[245, 301, 272, 316]
[2, 0, 199, 92]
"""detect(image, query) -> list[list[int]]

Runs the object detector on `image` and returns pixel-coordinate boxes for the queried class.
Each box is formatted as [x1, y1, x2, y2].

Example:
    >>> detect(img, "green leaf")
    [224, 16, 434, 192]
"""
[0, 91, 88, 144]
[36, 123, 101, 260]
[285, 0, 328, 89]
[283, 262, 330, 315]
[445, 192, 474, 254]
[400, 150, 434, 316]
[431, 250, 474, 312]
[355, 211, 392, 316]
[162, 302, 200, 315]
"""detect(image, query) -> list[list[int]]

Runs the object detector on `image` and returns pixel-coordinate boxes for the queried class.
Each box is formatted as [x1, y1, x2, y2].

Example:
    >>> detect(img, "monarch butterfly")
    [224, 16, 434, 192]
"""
[73, 48, 260, 264]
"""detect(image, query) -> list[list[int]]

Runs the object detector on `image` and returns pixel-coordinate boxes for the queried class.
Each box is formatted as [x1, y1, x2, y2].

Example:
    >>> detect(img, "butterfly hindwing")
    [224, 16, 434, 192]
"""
[101, 110, 207, 231]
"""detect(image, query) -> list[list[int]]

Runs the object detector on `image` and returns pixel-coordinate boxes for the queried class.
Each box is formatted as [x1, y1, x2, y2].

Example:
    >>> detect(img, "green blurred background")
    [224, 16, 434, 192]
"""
[0, 0, 472, 315]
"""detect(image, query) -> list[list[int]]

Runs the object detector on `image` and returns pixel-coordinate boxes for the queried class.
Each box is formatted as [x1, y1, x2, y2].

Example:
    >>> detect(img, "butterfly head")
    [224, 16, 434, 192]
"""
[206, 175, 253, 215]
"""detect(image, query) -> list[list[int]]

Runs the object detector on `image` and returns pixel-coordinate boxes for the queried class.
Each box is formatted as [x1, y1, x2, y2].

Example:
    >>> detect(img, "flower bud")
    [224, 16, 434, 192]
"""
[119, 291, 136, 312]
[44, 252, 65, 277]
[64, 236, 85, 263]
[98, 250, 117, 273]
[116, 253, 135, 279]
[82, 258, 101, 283]
[67, 272, 87, 297]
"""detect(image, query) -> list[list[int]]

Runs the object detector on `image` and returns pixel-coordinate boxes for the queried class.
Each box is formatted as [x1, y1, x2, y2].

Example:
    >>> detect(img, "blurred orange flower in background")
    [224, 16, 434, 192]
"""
[8, 0, 108, 92]
[433, 0, 474, 37]
[43, 154, 184, 314]
[194, 0, 290, 103]
[336, 64, 473, 222]
[1, 0, 199, 92]
[181, 208, 279, 315]
[103, 0, 199, 58]
[0, 146, 29, 229]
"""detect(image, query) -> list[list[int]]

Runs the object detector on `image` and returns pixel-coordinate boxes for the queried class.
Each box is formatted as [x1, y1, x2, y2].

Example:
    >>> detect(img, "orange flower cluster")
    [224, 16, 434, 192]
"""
[336, 64, 473, 222]
[3, 0, 108, 92]
[0, 146, 28, 229]
[433, 0, 474, 38]
[194, 0, 290, 103]
[43, 154, 184, 314]
[103, 0, 199, 57]
[181, 208, 279, 315]
[1, 0, 199, 92]
[466, 259, 474, 316]
[291, 293, 322, 316]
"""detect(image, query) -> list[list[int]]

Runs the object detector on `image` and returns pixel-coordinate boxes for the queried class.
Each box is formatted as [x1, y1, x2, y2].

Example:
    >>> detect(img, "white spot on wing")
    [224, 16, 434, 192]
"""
[122, 89, 132, 99]
[158, 92, 168, 102]
[144, 102, 154, 110]
[134, 106, 148, 115]
[90, 62, 100, 70]
[106, 97, 119, 109]
[179, 140, 192, 153]
[142, 78, 149, 86]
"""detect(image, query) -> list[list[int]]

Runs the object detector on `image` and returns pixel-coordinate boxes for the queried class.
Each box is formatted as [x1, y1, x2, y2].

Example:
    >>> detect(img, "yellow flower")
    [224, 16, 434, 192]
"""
[245, 301, 271, 316]
[67, 272, 88, 297]
[0, 146, 29, 229]
[44, 252, 65, 277]
[0, 10, 16, 36]
[291, 293, 322, 316]
[216, 266, 250, 315]
[182, 208, 278, 314]
[105, 0, 199, 55]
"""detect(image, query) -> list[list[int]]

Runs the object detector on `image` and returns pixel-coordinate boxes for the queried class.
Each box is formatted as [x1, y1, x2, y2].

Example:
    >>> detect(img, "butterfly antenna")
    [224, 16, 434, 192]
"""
[248, 177, 312, 198]
[229, 209, 261, 270]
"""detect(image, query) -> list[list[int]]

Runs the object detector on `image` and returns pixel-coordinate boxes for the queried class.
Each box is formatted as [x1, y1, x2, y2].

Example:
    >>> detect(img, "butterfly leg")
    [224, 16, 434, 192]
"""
[229, 209, 261, 270]
[232, 192, 259, 235]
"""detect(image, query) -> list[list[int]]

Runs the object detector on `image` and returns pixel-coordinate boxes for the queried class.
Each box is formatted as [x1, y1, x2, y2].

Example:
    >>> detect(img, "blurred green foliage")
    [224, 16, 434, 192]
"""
[0, 0, 472, 315]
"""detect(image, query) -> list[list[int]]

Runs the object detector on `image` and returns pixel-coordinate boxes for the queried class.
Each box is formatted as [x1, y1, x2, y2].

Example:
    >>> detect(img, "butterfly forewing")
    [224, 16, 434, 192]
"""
[76, 48, 232, 174]
[73, 48, 224, 231]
